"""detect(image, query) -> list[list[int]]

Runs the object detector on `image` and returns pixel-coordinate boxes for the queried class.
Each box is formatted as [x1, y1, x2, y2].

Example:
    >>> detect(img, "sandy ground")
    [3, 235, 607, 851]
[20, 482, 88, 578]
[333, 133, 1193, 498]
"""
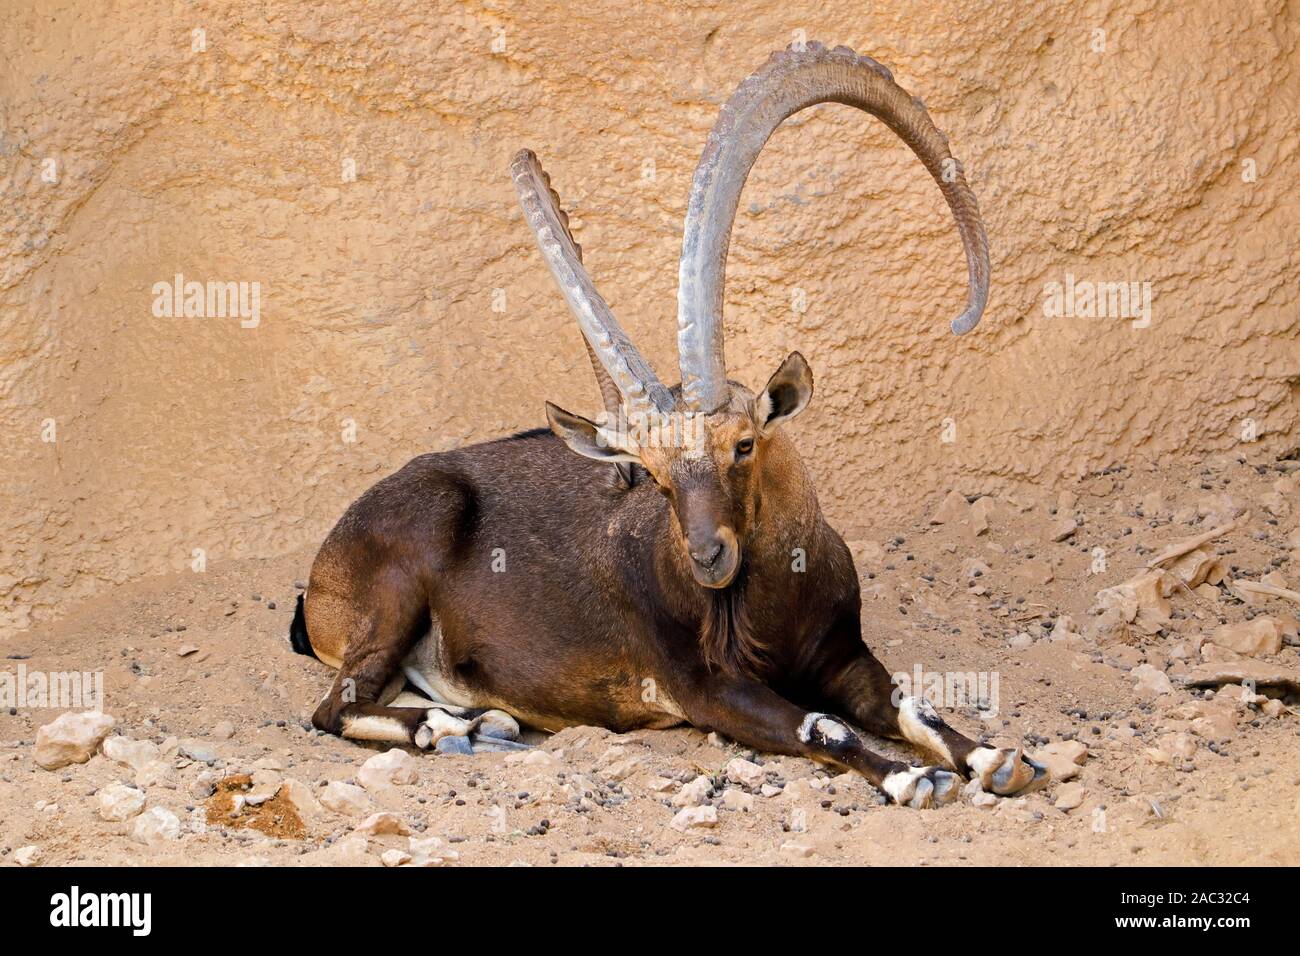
[3, 452, 1298, 867]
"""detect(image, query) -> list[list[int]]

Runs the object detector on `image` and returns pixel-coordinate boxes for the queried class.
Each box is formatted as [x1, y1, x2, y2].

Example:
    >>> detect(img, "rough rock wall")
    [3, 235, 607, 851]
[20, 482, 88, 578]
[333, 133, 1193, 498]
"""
[2, 0, 1297, 633]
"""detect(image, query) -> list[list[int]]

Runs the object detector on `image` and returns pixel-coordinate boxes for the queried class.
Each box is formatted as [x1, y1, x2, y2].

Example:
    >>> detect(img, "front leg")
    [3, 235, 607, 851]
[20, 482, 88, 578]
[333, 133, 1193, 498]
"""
[677, 676, 962, 809]
[818, 640, 1049, 796]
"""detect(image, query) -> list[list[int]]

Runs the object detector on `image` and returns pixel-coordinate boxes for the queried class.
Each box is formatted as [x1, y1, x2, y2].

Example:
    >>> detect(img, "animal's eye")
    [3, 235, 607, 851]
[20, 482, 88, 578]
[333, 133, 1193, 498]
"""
[735, 437, 755, 458]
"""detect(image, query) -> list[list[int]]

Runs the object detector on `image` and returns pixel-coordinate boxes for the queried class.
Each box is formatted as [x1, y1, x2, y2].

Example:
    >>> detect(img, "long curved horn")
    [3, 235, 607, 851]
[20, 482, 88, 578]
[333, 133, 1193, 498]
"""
[512, 149, 675, 417]
[517, 159, 628, 420]
[677, 42, 991, 412]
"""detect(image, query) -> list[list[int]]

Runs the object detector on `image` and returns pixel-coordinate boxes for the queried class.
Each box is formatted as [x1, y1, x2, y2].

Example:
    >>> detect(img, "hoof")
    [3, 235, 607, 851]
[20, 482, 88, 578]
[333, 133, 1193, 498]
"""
[477, 709, 521, 741]
[414, 708, 477, 750]
[882, 765, 962, 809]
[969, 746, 1050, 795]
[435, 734, 474, 756]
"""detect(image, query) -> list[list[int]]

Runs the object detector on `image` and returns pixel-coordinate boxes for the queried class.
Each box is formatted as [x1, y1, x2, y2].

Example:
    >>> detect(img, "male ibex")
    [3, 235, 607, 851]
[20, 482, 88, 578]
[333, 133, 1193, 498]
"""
[291, 43, 1048, 807]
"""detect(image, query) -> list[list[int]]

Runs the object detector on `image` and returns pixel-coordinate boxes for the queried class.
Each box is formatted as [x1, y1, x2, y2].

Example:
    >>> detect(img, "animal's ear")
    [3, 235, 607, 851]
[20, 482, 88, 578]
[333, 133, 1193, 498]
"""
[755, 351, 814, 434]
[545, 402, 642, 464]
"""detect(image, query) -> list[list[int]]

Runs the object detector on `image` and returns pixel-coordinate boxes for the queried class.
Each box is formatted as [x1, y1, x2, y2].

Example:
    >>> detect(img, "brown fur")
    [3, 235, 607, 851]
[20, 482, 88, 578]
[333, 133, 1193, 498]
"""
[295, 361, 1044, 803]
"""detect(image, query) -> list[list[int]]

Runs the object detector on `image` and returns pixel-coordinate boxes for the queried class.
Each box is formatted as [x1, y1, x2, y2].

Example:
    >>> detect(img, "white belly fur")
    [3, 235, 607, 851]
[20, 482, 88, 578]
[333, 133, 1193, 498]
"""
[397, 623, 687, 734]
[400, 625, 483, 710]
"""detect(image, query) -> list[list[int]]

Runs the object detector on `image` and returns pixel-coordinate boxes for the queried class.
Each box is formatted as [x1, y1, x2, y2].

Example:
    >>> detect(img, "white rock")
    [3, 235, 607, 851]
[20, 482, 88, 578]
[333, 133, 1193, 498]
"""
[1054, 782, 1085, 811]
[96, 783, 146, 822]
[190, 771, 218, 800]
[134, 760, 175, 789]
[354, 812, 410, 836]
[319, 780, 372, 816]
[1050, 615, 1082, 644]
[781, 842, 815, 857]
[279, 778, 322, 820]
[178, 739, 218, 764]
[211, 720, 236, 740]
[101, 735, 160, 771]
[381, 849, 412, 867]
[33, 711, 116, 770]
[930, 489, 971, 525]
[1033, 740, 1089, 782]
[1210, 618, 1282, 657]
[721, 789, 754, 812]
[725, 757, 765, 789]
[357, 748, 417, 792]
[245, 769, 281, 807]
[672, 775, 713, 808]
[408, 835, 458, 866]
[1169, 548, 1225, 588]
[670, 805, 718, 831]
[131, 806, 181, 845]
[1132, 663, 1174, 697]
[1093, 571, 1172, 633]
[14, 845, 41, 867]
[1051, 518, 1078, 542]
[970, 496, 996, 535]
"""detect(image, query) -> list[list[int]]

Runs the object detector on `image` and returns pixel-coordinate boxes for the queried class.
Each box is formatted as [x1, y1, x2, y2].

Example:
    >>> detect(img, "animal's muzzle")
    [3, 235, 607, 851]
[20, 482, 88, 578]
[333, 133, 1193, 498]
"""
[688, 526, 740, 588]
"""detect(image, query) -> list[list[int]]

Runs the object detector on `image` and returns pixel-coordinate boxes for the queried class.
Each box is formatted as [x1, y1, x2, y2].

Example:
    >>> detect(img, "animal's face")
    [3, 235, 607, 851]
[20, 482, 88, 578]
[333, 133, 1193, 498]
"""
[547, 351, 813, 589]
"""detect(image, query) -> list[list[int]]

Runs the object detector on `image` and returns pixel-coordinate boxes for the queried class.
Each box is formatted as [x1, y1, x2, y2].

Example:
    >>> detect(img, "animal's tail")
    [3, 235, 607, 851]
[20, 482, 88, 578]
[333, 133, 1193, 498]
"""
[289, 592, 319, 660]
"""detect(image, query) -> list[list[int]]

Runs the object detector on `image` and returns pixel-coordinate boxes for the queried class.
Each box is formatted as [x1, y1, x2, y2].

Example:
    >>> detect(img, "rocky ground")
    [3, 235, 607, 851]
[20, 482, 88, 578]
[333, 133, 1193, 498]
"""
[2, 451, 1298, 867]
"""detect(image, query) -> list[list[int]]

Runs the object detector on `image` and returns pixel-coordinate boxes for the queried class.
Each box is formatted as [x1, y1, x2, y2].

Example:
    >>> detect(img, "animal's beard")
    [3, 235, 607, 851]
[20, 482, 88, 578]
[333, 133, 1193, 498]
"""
[698, 563, 769, 678]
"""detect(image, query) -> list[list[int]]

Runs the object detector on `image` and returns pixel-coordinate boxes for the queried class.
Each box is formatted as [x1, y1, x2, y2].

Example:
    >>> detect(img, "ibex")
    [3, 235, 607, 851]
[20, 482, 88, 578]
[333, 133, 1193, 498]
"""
[291, 43, 1048, 807]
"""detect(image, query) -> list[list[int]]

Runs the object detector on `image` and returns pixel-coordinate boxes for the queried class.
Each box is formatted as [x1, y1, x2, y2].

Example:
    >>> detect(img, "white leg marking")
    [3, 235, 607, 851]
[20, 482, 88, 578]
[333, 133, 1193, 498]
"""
[797, 712, 850, 745]
[341, 715, 412, 743]
[897, 695, 955, 768]
[882, 766, 929, 804]
[414, 708, 476, 750]
[967, 746, 1003, 779]
[390, 690, 438, 709]
[882, 764, 961, 808]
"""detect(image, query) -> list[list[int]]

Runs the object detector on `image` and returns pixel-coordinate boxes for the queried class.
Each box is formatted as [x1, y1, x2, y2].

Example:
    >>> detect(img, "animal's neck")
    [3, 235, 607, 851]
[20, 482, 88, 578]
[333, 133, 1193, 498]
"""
[649, 440, 825, 676]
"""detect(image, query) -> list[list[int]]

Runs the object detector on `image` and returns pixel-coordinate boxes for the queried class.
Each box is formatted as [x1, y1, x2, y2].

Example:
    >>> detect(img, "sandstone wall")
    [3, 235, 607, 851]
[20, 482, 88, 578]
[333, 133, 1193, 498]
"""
[2, 0, 1296, 632]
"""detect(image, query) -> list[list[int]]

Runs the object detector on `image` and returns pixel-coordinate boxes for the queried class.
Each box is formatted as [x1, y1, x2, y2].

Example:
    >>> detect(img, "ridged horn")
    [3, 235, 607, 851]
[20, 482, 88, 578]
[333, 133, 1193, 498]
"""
[512, 149, 675, 417]
[676, 42, 991, 412]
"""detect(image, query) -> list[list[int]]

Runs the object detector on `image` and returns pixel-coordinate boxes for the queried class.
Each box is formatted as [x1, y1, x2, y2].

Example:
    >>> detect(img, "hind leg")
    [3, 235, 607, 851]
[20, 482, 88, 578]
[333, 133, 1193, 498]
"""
[312, 647, 426, 745]
[308, 574, 451, 746]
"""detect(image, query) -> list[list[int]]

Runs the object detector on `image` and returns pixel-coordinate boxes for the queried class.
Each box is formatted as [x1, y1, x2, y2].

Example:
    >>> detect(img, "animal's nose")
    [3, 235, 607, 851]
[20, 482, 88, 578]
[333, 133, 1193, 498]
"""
[690, 541, 724, 568]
